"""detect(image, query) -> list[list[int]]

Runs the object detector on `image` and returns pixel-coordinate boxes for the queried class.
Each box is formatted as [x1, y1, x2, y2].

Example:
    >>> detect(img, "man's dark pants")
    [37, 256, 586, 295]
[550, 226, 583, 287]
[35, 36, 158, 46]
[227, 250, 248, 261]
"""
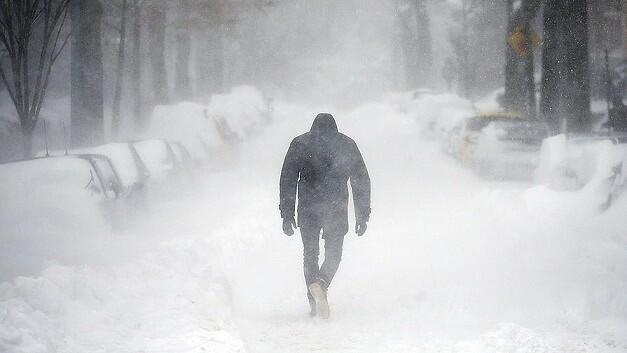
[300, 225, 345, 306]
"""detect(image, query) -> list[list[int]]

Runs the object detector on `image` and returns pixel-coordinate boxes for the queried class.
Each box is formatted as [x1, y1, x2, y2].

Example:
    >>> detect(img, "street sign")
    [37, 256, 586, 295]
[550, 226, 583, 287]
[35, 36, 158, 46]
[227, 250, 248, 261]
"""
[508, 27, 540, 57]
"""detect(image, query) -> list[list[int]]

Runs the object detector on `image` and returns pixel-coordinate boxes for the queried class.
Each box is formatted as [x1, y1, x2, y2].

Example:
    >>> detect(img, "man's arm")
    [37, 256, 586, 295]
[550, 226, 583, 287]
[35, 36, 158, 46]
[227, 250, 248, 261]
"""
[279, 139, 301, 220]
[349, 141, 371, 225]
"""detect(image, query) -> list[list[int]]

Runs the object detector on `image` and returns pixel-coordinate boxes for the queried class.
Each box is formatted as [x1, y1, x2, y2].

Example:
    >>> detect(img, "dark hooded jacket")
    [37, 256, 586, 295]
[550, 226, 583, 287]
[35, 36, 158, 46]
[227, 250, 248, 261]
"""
[280, 113, 371, 236]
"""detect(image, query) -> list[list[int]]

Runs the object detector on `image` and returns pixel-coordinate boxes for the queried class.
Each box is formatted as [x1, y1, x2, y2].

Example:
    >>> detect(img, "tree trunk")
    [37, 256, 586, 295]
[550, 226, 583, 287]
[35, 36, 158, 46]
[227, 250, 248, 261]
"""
[131, 1, 143, 132]
[18, 114, 35, 158]
[541, 0, 563, 133]
[460, 1, 471, 98]
[147, 2, 168, 105]
[175, 30, 192, 101]
[523, 25, 536, 119]
[505, 0, 535, 114]
[213, 21, 225, 94]
[175, 0, 192, 101]
[112, 0, 128, 140]
[399, 15, 418, 89]
[414, 0, 432, 86]
[71, 0, 104, 148]
[504, 0, 520, 111]
[587, 1, 605, 99]
[623, 0, 627, 60]
[562, 0, 591, 133]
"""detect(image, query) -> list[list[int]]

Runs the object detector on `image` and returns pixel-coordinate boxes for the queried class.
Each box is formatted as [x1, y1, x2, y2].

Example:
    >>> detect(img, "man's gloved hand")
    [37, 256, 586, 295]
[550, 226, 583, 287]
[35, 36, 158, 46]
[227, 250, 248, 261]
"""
[355, 222, 368, 236]
[282, 217, 297, 236]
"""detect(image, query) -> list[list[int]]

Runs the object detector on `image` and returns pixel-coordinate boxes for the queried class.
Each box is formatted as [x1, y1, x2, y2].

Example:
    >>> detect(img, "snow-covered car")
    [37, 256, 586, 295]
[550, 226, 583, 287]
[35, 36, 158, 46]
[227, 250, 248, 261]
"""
[78, 154, 126, 199]
[442, 122, 463, 156]
[132, 139, 179, 181]
[0, 156, 119, 231]
[169, 141, 194, 169]
[452, 112, 526, 166]
[536, 133, 627, 210]
[473, 120, 548, 179]
[76, 143, 150, 194]
[0, 155, 119, 279]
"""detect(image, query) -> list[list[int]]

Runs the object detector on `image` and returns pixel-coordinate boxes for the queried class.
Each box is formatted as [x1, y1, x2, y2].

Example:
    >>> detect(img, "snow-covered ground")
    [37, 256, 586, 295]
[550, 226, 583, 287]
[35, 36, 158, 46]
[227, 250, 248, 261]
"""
[1, 96, 626, 353]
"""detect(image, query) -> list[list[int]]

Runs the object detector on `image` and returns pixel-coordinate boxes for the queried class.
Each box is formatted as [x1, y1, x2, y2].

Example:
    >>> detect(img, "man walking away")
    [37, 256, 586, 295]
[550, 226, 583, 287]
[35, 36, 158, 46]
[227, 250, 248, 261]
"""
[279, 113, 371, 319]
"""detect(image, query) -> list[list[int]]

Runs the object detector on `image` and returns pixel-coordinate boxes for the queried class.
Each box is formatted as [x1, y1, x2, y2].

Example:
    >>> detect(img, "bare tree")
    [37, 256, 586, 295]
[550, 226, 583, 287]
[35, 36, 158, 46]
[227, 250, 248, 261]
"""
[71, 0, 104, 147]
[146, 0, 167, 105]
[541, 0, 564, 132]
[174, 0, 193, 101]
[396, 1, 418, 89]
[623, 0, 627, 59]
[540, 0, 591, 134]
[562, 0, 591, 133]
[0, 0, 71, 157]
[447, 0, 475, 97]
[394, 0, 432, 90]
[111, 0, 129, 139]
[130, 0, 143, 131]
[414, 0, 432, 84]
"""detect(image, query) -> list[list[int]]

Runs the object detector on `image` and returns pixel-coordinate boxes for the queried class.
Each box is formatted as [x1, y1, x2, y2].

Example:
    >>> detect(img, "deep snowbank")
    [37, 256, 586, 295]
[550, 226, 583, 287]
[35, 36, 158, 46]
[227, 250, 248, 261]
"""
[0, 239, 245, 353]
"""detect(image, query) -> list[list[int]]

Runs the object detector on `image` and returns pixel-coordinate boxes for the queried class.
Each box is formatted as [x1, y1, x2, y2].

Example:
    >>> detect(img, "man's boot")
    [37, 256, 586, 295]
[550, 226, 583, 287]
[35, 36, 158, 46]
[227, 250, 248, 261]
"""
[308, 280, 329, 319]
[308, 298, 316, 317]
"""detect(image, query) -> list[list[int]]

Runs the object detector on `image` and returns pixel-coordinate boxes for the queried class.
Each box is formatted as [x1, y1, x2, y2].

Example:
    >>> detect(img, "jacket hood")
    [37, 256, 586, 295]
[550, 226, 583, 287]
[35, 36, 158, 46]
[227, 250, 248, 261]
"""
[310, 113, 338, 136]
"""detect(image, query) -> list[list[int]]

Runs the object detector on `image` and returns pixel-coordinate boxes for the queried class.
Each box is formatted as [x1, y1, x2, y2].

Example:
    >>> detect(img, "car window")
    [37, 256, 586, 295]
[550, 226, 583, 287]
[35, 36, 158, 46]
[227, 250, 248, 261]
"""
[489, 121, 547, 144]
[91, 158, 119, 199]
[466, 118, 491, 132]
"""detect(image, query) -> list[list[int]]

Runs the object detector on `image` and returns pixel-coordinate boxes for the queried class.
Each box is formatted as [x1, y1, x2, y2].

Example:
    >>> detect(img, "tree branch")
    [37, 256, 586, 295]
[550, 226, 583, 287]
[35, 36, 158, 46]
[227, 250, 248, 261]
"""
[509, 0, 542, 30]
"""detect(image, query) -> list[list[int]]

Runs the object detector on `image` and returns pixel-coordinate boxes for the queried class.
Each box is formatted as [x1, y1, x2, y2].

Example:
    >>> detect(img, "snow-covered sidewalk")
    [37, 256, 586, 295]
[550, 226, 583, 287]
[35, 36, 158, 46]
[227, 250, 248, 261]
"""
[1, 98, 626, 353]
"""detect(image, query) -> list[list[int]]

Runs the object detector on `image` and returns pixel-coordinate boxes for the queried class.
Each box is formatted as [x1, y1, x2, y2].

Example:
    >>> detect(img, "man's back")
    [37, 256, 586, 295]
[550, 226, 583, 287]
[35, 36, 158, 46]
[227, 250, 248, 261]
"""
[279, 113, 371, 235]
